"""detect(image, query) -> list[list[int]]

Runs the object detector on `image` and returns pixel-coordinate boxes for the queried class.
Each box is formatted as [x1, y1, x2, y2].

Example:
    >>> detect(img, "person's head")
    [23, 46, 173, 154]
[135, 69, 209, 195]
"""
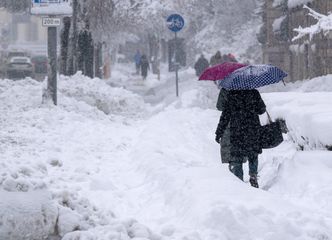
[200, 54, 205, 58]
[228, 53, 236, 61]
[141, 54, 147, 59]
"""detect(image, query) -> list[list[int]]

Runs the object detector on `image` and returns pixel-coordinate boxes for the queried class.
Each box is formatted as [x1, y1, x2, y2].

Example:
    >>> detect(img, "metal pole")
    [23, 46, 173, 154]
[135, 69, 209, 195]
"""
[175, 32, 179, 97]
[48, 26, 57, 105]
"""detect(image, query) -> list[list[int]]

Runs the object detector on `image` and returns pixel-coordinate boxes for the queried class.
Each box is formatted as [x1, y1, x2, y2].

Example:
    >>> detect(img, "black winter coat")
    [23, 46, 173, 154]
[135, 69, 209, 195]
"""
[215, 89, 266, 157]
[194, 57, 209, 77]
[216, 89, 231, 163]
[140, 58, 149, 78]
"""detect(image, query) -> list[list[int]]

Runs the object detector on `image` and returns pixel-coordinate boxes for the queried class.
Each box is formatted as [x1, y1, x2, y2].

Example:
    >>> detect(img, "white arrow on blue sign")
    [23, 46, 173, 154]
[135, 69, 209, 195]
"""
[166, 14, 184, 33]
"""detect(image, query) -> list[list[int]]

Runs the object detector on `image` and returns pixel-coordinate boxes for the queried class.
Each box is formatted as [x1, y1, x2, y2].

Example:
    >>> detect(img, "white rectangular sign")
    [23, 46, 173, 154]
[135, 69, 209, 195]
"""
[42, 17, 61, 27]
[31, 0, 73, 16]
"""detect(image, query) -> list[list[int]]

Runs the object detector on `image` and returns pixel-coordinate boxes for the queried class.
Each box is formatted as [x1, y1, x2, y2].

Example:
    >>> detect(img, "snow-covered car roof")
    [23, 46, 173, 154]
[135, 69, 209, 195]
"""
[9, 57, 32, 64]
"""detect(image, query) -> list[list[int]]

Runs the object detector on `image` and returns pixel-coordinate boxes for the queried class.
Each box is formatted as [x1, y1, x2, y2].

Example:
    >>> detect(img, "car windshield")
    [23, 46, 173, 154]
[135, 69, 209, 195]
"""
[31, 56, 47, 63]
[8, 52, 26, 58]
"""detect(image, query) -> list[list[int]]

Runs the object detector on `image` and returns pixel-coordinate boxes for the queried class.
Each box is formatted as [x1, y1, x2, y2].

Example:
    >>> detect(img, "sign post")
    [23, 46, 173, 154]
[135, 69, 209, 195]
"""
[48, 25, 57, 104]
[167, 14, 184, 97]
[30, 0, 72, 105]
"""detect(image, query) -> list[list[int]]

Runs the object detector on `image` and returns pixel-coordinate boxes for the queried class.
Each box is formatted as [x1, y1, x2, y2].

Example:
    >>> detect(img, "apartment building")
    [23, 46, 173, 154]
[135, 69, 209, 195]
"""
[0, 8, 47, 54]
[259, 0, 332, 81]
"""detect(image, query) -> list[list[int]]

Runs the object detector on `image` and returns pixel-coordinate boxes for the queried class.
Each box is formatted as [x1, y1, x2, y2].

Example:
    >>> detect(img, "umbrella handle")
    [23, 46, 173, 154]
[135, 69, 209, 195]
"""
[266, 110, 273, 123]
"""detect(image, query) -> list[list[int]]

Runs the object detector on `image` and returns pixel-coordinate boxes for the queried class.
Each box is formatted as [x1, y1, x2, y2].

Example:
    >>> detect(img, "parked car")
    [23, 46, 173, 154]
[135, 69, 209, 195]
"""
[31, 55, 48, 75]
[31, 55, 48, 80]
[7, 51, 28, 59]
[6, 56, 33, 79]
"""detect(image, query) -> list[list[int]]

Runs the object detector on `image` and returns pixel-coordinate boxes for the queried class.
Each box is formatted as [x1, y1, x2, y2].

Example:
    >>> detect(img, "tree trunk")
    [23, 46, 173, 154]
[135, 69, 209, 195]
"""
[60, 17, 71, 75]
[94, 42, 102, 79]
[68, 0, 78, 75]
[85, 32, 94, 78]
[78, 30, 94, 78]
[77, 31, 85, 73]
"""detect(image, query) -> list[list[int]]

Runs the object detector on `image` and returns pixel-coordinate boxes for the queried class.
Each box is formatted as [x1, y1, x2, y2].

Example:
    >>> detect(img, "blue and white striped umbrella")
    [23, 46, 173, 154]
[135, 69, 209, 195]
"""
[218, 64, 287, 90]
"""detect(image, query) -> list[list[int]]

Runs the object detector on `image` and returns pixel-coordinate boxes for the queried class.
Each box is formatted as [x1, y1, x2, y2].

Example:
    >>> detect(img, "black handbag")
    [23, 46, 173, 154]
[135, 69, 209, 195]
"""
[259, 111, 283, 149]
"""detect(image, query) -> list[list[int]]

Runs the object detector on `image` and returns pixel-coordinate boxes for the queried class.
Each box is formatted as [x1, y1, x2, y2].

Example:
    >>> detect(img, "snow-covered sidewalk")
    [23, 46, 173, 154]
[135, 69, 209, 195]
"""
[1, 69, 332, 239]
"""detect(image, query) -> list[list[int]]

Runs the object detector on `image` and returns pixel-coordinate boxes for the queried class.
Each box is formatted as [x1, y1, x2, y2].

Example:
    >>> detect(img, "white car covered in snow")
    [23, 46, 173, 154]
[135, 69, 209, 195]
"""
[6, 56, 33, 79]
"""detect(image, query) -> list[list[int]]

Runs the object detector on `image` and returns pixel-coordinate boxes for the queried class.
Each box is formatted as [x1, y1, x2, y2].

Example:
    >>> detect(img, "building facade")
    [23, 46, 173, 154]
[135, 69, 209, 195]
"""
[0, 8, 47, 55]
[259, 0, 332, 81]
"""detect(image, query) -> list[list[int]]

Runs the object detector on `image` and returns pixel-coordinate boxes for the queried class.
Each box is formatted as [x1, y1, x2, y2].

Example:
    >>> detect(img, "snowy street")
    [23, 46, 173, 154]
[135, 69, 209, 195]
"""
[1, 65, 332, 240]
[1, 0, 332, 239]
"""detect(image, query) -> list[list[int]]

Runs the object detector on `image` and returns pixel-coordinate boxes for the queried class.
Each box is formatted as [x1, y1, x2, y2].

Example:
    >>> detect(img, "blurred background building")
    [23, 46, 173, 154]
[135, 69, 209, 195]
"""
[259, 0, 332, 82]
[0, 8, 47, 55]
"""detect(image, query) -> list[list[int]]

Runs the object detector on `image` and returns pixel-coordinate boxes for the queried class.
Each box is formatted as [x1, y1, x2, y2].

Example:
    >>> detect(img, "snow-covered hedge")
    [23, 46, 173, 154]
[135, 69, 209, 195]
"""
[263, 92, 332, 150]
[261, 74, 332, 150]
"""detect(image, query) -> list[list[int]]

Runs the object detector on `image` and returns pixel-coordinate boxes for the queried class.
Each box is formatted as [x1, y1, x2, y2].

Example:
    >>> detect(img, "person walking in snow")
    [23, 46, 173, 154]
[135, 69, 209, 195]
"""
[194, 54, 209, 77]
[215, 89, 266, 188]
[134, 50, 141, 75]
[140, 54, 150, 80]
[210, 51, 223, 67]
[223, 53, 238, 63]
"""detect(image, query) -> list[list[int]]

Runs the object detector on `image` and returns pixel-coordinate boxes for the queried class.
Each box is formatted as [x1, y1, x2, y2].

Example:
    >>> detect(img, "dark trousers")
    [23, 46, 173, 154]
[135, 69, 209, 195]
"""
[228, 153, 258, 181]
[136, 64, 140, 74]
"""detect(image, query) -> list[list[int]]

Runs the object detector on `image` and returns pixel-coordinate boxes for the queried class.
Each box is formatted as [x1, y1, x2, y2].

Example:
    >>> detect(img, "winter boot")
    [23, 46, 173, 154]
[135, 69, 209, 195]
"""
[249, 175, 259, 188]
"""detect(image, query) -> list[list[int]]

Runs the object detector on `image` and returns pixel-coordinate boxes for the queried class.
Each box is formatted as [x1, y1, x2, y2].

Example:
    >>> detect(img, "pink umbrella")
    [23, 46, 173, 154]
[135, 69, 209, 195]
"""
[199, 62, 247, 81]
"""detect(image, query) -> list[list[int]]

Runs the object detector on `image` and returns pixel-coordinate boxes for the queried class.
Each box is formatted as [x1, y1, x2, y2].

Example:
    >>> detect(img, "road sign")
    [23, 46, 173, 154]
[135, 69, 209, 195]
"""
[166, 14, 185, 97]
[30, 0, 69, 105]
[166, 14, 185, 33]
[42, 17, 61, 27]
[31, 0, 73, 16]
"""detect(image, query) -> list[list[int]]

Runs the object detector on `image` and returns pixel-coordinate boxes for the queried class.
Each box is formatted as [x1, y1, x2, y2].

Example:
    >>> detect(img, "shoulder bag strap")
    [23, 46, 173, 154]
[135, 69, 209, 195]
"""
[266, 110, 272, 124]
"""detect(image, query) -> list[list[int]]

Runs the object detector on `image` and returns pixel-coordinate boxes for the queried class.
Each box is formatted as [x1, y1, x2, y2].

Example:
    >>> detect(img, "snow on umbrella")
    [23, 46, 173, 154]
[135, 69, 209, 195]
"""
[218, 64, 288, 90]
[198, 62, 247, 81]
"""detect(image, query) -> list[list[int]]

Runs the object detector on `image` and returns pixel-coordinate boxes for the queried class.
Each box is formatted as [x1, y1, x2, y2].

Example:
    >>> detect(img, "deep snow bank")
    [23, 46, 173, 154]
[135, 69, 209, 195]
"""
[1, 69, 332, 240]
[263, 92, 332, 149]
[0, 76, 156, 239]
[260, 75, 332, 150]
[261, 74, 332, 93]
[112, 105, 332, 240]
[0, 191, 57, 239]
[59, 72, 148, 116]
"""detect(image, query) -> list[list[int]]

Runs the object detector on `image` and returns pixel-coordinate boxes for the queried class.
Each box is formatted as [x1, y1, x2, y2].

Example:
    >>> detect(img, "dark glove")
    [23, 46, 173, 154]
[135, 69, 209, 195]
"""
[215, 134, 221, 144]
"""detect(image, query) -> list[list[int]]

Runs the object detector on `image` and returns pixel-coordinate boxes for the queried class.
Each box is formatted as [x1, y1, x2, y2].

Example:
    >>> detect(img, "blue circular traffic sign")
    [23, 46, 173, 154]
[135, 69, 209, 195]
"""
[167, 14, 184, 32]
